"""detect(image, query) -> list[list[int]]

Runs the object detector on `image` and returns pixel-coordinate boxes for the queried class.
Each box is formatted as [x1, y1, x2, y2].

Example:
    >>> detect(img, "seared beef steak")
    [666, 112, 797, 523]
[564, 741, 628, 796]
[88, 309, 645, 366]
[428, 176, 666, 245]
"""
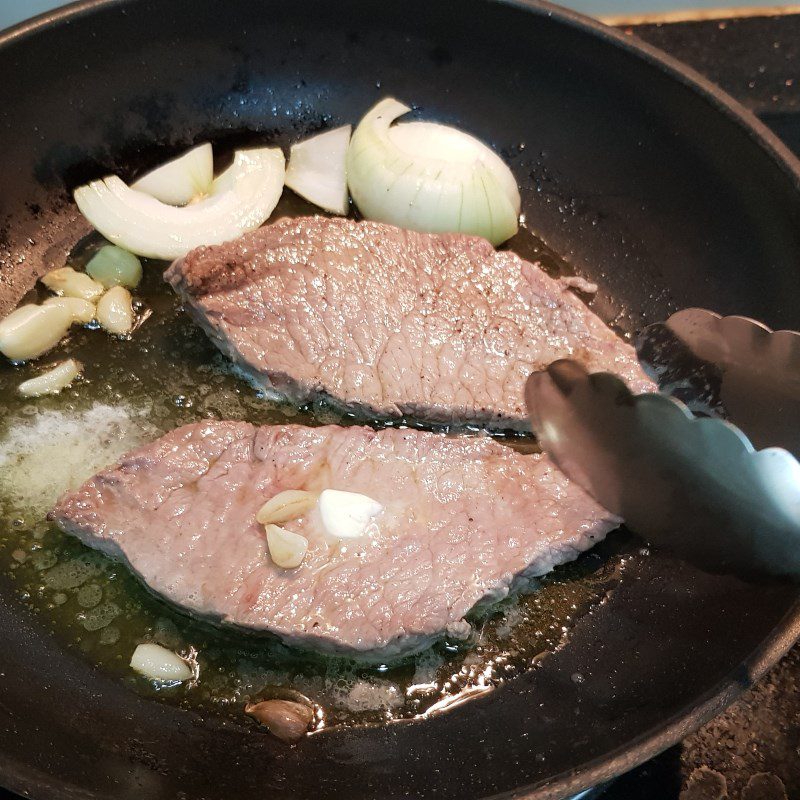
[165, 217, 652, 429]
[51, 422, 619, 659]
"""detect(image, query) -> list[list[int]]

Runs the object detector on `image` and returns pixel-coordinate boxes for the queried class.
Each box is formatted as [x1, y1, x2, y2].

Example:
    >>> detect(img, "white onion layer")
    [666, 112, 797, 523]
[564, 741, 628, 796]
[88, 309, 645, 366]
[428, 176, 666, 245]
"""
[74, 147, 285, 259]
[285, 125, 352, 215]
[346, 98, 520, 245]
[132, 142, 213, 205]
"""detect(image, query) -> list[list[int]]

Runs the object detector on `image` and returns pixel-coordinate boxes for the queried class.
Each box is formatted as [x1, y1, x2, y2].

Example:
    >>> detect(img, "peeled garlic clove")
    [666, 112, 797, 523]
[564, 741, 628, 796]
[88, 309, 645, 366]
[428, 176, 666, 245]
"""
[0, 303, 73, 361]
[96, 286, 134, 334]
[43, 296, 96, 324]
[18, 359, 81, 397]
[130, 643, 192, 682]
[41, 267, 104, 301]
[86, 245, 143, 288]
[266, 524, 308, 569]
[318, 489, 383, 539]
[244, 699, 313, 743]
[257, 489, 317, 525]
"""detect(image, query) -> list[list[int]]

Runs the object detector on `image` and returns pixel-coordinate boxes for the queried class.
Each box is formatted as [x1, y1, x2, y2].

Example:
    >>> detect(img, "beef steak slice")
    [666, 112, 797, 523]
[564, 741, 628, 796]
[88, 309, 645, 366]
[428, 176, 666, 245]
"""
[51, 421, 619, 659]
[165, 217, 652, 429]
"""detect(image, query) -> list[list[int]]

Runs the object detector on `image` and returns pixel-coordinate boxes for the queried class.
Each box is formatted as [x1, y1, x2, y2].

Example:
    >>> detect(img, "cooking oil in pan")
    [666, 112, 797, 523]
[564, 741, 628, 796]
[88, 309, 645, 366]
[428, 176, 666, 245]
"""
[0, 198, 635, 727]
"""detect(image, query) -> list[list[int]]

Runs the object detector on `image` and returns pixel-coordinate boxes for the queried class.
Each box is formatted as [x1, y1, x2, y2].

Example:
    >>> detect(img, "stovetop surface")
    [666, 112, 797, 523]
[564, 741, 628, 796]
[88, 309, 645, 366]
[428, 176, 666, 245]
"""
[1, 10, 799, 800]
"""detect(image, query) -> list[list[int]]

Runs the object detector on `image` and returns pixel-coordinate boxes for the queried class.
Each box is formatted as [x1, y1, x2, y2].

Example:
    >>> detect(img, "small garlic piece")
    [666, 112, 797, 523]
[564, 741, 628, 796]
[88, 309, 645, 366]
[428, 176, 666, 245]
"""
[257, 489, 317, 525]
[244, 699, 314, 743]
[318, 489, 383, 539]
[18, 359, 81, 397]
[43, 296, 96, 324]
[266, 524, 308, 569]
[0, 303, 73, 361]
[96, 286, 134, 334]
[130, 643, 192, 682]
[86, 245, 143, 288]
[41, 267, 104, 301]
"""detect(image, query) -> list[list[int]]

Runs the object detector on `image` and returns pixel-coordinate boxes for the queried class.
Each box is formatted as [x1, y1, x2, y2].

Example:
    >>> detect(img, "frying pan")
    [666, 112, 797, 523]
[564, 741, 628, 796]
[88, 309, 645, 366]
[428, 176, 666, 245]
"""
[1, 1, 799, 798]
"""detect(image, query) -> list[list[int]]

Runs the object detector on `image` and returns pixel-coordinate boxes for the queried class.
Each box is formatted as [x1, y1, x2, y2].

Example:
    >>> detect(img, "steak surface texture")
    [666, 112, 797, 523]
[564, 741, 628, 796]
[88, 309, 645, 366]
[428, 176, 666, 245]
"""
[165, 217, 653, 428]
[51, 422, 620, 658]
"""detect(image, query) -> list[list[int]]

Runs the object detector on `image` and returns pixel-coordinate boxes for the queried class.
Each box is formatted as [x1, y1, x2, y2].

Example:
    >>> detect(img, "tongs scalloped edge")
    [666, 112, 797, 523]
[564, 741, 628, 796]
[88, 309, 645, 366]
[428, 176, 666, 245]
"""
[665, 307, 800, 365]
[525, 358, 800, 579]
[637, 308, 800, 454]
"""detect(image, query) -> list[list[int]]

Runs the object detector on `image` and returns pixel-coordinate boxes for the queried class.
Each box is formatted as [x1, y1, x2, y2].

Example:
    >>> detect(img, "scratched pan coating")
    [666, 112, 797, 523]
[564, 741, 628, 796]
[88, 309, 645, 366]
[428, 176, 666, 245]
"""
[0, 2, 800, 799]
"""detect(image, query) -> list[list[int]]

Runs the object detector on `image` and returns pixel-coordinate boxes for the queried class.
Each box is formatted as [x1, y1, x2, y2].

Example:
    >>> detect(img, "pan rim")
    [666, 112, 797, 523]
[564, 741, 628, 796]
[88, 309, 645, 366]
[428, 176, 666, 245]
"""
[504, 600, 800, 799]
[1, 1, 799, 799]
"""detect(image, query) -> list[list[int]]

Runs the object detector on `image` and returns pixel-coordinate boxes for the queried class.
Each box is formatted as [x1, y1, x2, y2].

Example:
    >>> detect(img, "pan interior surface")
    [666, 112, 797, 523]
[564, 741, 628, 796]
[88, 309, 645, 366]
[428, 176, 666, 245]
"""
[0, 1, 799, 799]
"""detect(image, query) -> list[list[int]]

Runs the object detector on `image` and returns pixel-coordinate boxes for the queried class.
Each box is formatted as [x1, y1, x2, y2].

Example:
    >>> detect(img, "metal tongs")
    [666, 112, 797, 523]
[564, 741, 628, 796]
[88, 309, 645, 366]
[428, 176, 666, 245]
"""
[525, 309, 800, 579]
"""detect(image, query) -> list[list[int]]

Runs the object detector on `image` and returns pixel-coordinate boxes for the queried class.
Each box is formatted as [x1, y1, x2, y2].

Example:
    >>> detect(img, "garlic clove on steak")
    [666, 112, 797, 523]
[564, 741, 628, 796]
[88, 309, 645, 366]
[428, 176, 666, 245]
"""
[318, 489, 383, 539]
[266, 524, 308, 569]
[244, 699, 314, 743]
[257, 489, 317, 525]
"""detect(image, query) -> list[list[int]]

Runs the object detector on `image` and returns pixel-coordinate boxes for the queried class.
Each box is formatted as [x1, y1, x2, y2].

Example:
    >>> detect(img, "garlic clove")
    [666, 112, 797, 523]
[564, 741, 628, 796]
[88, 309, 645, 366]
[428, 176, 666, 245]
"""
[266, 524, 308, 569]
[130, 642, 193, 682]
[43, 296, 96, 324]
[257, 489, 317, 525]
[0, 303, 74, 361]
[41, 267, 104, 301]
[318, 489, 383, 539]
[86, 245, 143, 288]
[18, 359, 82, 397]
[244, 699, 313, 743]
[96, 286, 134, 335]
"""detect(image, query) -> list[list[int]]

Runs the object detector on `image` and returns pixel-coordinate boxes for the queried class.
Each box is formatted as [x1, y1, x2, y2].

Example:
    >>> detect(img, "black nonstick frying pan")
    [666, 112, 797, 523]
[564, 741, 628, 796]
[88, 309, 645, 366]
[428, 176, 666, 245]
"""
[1, 1, 800, 799]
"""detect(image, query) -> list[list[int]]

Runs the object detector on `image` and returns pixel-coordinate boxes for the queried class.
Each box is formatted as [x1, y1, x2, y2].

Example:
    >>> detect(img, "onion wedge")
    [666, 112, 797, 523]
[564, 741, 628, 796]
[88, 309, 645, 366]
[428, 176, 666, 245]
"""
[131, 142, 213, 206]
[347, 98, 520, 245]
[74, 147, 285, 260]
[285, 126, 352, 215]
